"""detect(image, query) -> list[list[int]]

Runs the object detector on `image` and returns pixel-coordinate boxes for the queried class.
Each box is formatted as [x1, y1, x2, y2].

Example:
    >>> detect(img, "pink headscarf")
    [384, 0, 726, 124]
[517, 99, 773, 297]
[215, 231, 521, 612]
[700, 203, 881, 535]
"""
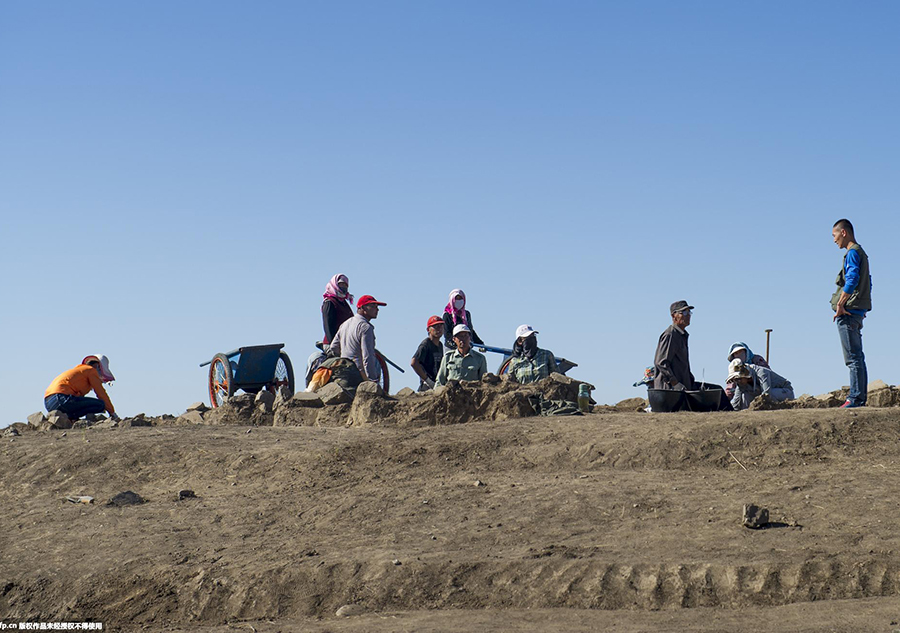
[323, 274, 353, 304]
[443, 288, 469, 325]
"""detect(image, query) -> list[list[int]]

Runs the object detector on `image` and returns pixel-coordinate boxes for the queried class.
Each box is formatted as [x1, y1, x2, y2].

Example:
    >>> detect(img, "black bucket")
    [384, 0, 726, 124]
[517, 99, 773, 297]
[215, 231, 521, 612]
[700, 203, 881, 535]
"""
[685, 389, 724, 412]
[647, 389, 686, 413]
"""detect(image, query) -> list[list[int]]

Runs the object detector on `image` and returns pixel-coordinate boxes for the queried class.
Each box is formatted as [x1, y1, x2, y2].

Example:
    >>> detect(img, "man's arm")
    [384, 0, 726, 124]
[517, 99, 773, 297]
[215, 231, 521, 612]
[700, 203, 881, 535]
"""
[435, 353, 449, 387]
[326, 326, 342, 358]
[547, 351, 558, 374]
[756, 366, 773, 394]
[835, 249, 861, 317]
[654, 330, 680, 388]
[730, 385, 743, 411]
[476, 353, 487, 379]
[410, 345, 433, 386]
[360, 323, 379, 381]
[88, 371, 116, 416]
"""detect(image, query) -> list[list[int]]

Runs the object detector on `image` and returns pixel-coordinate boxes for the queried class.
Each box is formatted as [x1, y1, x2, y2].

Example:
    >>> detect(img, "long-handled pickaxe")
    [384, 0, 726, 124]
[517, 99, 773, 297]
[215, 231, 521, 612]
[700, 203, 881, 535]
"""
[765, 329, 773, 363]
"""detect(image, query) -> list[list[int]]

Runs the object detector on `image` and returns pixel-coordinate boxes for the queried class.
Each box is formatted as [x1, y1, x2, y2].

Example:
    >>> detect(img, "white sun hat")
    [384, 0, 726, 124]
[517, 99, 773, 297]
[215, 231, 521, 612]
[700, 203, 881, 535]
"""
[515, 324, 538, 339]
[82, 354, 115, 383]
[452, 324, 472, 336]
[726, 358, 749, 383]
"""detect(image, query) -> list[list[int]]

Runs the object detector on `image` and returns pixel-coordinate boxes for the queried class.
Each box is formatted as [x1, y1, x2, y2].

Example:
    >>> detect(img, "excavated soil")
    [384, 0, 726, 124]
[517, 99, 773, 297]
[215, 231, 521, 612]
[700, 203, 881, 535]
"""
[4, 407, 900, 631]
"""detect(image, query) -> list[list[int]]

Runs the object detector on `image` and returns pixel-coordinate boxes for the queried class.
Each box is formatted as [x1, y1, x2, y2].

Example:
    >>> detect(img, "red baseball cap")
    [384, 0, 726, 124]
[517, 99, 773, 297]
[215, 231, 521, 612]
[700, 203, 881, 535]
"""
[357, 295, 387, 308]
[427, 315, 443, 328]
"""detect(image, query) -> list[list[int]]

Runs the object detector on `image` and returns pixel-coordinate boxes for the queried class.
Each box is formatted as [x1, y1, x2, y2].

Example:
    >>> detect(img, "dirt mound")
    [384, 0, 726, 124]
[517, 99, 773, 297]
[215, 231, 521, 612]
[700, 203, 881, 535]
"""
[5, 408, 900, 631]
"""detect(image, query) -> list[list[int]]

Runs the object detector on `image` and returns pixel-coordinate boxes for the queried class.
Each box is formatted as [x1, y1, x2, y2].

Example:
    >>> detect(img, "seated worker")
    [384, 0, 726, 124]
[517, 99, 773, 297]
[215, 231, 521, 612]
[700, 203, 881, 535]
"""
[411, 316, 444, 391]
[442, 289, 484, 350]
[507, 324, 558, 384]
[44, 355, 119, 420]
[435, 324, 488, 386]
[328, 294, 386, 382]
[727, 358, 795, 411]
[724, 342, 770, 398]
[653, 300, 731, 410]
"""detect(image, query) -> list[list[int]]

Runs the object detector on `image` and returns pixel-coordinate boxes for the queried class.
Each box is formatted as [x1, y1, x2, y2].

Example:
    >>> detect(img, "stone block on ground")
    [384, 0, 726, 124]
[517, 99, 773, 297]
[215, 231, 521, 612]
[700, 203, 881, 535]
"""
[869, 387, 900, 408]
[272, 386, 293, 410]
[273, 404, 320, 427]
[204, 394, 274, 426]
[47, 411, 72, 430]
[868, 379, 890, 392]
[289, 392, 325, 408]
[120, 414, 152, 427]
[316, 403, 352, 427]
[176, 411, 205, 425]
[317, 382, 354, 406]
[255, 390, 276, 413]
[186, 402, 209, 413]
[27, 412, 47, 429]
[356, 381, 385, 398]
[742, 503, 769, 529]
[335, 604, 366, 617]
[395, 387, 417, 398]
[107, 491, 146, 507]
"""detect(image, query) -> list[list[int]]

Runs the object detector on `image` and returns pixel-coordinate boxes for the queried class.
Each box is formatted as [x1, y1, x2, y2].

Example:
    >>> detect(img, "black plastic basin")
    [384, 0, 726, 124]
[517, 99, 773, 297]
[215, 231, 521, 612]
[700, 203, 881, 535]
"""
[647, 389, 686, 413]
[685, 389, 723, 412]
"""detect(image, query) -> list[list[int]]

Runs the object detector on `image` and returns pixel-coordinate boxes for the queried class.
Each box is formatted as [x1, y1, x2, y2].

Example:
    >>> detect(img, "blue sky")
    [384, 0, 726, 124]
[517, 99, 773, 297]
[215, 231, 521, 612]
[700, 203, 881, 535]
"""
[2, 1, 897, 424]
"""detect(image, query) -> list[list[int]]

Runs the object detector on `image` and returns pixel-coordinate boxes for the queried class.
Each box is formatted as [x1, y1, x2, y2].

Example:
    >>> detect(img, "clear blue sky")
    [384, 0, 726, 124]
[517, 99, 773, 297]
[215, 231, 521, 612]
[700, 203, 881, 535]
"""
[2, 1, 898, 424]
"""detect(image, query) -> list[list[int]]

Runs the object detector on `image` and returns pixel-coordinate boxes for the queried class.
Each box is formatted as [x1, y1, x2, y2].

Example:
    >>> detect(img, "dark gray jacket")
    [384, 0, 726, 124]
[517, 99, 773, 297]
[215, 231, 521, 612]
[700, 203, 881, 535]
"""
[653, 325, 694, 390]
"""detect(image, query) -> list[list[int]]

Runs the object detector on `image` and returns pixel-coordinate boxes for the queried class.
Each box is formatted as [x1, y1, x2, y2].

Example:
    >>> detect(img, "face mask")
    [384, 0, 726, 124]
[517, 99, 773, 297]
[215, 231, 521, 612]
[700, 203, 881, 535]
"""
[522, 336, 538, 358]
[454, 299, 464, 310]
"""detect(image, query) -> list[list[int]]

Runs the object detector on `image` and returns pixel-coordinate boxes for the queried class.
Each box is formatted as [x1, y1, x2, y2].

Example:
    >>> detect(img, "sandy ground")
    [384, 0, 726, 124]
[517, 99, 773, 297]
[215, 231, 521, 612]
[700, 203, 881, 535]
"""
[4, 407, 900, 631]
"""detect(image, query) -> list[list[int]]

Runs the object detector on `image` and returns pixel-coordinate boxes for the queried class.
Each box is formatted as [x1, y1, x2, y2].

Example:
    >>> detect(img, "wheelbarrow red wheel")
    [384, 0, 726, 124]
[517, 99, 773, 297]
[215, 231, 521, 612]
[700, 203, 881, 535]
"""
[271, 351, 295, 396]
[375, 351, 390, 394]
[208, 353, 234, 408]
[499, 357, 512, 376]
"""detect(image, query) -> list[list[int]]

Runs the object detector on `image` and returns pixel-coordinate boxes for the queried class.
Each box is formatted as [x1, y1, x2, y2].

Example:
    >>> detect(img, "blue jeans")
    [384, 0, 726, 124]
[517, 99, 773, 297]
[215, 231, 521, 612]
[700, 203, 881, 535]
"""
[836, 313, 867, 405]
[44, 393, 106, 419]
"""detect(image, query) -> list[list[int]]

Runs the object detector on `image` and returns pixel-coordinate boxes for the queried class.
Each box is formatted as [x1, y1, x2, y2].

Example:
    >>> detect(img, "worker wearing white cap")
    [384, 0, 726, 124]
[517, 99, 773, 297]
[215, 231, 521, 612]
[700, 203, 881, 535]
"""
[434, 324, 487, 386]
[726, 358, 794, 411]
[507, 325, 559, 384]
[44, 355, 119, 420]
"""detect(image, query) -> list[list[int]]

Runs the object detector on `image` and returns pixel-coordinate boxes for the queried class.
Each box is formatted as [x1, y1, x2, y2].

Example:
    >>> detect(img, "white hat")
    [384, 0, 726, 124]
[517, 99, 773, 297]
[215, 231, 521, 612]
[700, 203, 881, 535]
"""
[726, 358, 749, 383]
[452, 324, 472, 336]
[727, 345, 748, 362]
[83, 354, 115, 383]
[515, 324, 538, 339]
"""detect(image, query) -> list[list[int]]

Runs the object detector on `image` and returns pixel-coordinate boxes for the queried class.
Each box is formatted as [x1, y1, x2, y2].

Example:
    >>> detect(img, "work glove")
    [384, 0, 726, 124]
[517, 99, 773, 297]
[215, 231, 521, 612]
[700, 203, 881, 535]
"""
[110, 413, 121, 421]
[424, 378, 436, 389]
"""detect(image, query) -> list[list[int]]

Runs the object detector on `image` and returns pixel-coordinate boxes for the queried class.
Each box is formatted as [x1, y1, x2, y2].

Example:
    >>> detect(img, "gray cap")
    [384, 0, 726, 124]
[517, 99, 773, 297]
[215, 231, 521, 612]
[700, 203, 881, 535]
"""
[670, 300, 694, 315]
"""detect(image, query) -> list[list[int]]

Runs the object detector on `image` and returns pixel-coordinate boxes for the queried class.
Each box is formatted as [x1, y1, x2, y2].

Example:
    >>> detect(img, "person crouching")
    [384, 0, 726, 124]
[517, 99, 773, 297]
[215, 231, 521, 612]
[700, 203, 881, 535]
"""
[44, 355, 119, 421]
[727, 358, 794, 411]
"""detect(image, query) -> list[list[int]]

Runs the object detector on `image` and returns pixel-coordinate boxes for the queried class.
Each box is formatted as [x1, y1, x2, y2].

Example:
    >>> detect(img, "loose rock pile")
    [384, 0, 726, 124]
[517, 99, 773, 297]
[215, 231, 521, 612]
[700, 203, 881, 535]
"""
[15, 378, 900, 432]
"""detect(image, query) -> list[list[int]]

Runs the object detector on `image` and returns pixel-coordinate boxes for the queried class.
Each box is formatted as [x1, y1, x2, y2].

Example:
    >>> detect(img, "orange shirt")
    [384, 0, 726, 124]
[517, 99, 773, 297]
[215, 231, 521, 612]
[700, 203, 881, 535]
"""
[45, 364, 115, 415]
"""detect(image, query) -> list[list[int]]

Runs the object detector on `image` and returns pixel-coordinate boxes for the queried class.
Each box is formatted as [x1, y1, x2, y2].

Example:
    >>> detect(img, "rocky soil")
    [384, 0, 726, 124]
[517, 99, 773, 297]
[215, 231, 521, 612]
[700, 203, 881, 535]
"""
[4, 378, 900, 631]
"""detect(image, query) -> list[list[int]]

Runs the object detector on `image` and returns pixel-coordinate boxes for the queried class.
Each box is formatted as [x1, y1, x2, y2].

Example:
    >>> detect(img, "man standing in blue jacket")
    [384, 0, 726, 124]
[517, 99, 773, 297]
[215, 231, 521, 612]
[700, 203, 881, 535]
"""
[831, 219, 872, 408]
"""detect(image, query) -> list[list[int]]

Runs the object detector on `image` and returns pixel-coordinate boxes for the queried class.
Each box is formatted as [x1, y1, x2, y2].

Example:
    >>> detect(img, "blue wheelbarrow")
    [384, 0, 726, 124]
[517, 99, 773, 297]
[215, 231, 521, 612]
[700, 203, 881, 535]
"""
[476, 344, 577, 375]
[200, 344, 295, 408]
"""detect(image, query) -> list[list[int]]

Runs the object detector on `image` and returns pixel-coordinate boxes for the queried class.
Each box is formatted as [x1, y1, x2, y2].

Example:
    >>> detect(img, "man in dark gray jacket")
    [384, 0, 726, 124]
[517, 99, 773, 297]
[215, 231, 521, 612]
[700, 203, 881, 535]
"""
[653, 300, 694, 390]
[653, 300, 731, 411]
